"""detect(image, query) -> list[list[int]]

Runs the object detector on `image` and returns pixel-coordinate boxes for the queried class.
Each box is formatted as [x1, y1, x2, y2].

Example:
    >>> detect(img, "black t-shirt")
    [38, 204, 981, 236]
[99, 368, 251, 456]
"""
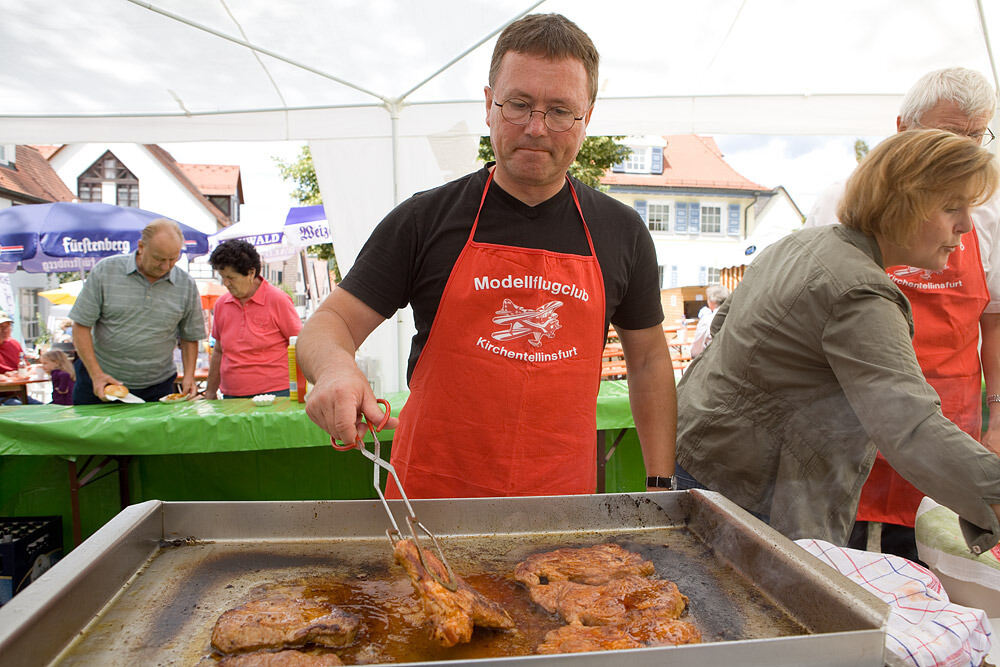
[341, 164, 664, 382]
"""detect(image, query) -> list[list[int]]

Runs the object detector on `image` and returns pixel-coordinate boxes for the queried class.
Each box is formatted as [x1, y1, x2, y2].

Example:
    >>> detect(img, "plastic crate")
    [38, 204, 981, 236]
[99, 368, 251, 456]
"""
[0, 516, 63, 605]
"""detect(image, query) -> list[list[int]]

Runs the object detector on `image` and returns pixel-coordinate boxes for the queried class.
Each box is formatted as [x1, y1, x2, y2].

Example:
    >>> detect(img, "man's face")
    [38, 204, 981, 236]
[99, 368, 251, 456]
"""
[898, 99, 991, 142]
[135, 231, 182, 281]
[485, 52, 593, 196]
[218, 265, 258, 300]
[0, 322, 10, 341]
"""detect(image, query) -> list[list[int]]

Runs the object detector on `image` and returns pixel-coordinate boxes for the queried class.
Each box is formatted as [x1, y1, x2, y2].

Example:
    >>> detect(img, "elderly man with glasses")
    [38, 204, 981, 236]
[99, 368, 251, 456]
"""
[297, 13, 674, 500]
[804, 67, 1000, 563]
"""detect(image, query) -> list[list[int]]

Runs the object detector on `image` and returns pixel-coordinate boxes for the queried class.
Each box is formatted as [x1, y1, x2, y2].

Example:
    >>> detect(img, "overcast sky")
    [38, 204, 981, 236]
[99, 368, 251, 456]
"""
[162, 133, 891, 229]
[715, 134, 889, 215]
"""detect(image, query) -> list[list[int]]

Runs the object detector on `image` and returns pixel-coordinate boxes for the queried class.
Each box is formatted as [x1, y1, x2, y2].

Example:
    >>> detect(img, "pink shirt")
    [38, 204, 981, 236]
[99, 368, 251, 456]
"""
[211, 279, 301, 396]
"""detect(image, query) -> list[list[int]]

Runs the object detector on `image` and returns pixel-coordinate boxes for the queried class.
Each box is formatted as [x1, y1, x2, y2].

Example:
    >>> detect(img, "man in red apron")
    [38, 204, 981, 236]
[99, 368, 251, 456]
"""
[298, 14, 676, 498]
[804, 67, 1000, 560]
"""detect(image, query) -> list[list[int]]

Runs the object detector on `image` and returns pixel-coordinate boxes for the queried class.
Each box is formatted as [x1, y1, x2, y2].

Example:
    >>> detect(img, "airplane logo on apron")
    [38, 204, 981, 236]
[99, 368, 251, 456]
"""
[491, 298, 563, 347]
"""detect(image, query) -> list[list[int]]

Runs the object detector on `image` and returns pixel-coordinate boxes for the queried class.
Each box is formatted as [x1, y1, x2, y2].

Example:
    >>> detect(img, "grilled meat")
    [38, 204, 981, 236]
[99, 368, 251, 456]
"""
[513, 543, 656, 587]
[537, 623, 641, 653]
[537, 615, 702, 654]
[394, 538, 514, 647]
[218, 650, 344, 666]
[527, 575, 688, 625]
[517, 543, 700, 656]
[211, 596, 360, 654]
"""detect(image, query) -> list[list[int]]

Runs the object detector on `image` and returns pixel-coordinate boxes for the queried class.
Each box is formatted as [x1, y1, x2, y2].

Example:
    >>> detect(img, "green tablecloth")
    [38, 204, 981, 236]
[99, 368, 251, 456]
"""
[0, 381, 645, 549]
[0, 381, 638, 454]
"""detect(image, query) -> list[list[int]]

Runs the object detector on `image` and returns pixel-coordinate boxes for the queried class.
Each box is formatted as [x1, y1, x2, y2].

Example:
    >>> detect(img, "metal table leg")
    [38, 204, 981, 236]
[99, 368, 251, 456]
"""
[596, 428, 630, 494]
[66, 455, 133, 546]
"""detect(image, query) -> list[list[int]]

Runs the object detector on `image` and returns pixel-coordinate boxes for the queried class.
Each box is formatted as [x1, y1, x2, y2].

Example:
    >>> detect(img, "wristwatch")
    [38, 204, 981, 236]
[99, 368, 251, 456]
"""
[646, 475, 674, 490]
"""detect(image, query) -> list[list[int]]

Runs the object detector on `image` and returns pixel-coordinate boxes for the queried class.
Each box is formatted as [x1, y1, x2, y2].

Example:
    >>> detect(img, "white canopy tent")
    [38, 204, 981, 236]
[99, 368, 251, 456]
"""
[3, 0, 999, 390]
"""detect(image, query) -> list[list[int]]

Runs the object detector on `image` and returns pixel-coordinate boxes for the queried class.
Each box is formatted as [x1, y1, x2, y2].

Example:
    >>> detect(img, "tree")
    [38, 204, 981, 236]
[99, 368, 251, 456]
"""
[477, 136, 632, 189]
[276, 145, 321, 205]
[854, 139, 870, 164]
[275, 146, 340, 280]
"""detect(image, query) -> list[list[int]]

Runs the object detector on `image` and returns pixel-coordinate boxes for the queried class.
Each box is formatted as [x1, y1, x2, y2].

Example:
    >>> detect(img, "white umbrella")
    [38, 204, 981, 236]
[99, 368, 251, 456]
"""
[208, 205, 330, 264]
[207, 215, 297, 264]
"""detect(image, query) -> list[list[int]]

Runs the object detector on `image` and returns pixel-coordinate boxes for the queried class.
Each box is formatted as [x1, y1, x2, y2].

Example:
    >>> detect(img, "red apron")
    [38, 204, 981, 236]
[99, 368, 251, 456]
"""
[385, 171, 607, 499]
[857, 229, 989, 526]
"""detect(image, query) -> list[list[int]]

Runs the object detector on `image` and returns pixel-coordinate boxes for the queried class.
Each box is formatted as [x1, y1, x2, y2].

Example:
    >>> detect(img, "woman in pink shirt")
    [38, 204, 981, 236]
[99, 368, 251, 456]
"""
[204, 240, 302, 399]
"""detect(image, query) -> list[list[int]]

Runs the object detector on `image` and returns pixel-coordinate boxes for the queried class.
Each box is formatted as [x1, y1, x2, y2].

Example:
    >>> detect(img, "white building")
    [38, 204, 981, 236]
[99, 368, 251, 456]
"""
[602, 135, 803, 289]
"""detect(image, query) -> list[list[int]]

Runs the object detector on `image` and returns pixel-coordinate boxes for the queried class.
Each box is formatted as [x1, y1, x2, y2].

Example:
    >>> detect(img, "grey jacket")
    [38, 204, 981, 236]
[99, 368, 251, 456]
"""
[677, 225, 1000, 551]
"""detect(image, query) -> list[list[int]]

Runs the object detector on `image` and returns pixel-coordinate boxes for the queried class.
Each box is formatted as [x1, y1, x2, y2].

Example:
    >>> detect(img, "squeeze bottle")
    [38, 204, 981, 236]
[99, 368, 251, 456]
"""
[288, 336, 299, 402]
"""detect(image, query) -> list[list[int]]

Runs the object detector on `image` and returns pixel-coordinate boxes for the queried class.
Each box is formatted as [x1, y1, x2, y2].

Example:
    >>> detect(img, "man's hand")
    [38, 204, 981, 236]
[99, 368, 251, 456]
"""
[298, 288, 392, 446]
[204, 388, 219, 400]
[305, 364, 398, 447]
[181, 375, 197, 398]
[92, 372, 123, 401]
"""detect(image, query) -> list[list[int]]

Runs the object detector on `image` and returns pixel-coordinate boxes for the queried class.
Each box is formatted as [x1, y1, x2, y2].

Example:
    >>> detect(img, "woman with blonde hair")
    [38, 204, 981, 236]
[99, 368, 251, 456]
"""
[675, 129, 1000, 553]
[40, 349, 75, 406]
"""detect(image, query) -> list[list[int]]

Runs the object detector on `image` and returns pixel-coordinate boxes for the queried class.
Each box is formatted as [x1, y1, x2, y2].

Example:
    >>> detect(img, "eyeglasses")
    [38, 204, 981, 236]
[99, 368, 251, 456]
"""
[974, 127, 996, 146]
[912, 121, 995, 146]
[493, 99, 584, 132]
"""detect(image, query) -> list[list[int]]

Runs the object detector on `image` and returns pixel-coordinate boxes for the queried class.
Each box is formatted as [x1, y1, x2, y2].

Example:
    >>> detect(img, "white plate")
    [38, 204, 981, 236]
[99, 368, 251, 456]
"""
[106, 392, 145, 404]
[158, 394, 192, 403]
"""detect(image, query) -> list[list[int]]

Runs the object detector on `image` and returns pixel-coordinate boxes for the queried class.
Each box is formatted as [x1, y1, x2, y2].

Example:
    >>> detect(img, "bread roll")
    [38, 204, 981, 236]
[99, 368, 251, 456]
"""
[105, 384, 129, 398]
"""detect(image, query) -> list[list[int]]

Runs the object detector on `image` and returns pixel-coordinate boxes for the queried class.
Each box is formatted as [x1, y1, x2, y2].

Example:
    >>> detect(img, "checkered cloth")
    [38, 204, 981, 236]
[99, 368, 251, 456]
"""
[797, 539, 992, 667]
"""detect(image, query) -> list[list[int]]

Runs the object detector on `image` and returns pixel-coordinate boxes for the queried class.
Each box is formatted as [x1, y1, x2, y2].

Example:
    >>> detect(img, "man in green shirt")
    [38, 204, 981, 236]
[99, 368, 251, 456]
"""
[70, 219, 205, 403]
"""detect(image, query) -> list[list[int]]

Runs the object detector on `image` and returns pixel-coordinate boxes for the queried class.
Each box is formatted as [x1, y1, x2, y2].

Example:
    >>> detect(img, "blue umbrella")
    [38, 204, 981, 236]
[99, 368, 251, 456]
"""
[0, 202, 209, 273]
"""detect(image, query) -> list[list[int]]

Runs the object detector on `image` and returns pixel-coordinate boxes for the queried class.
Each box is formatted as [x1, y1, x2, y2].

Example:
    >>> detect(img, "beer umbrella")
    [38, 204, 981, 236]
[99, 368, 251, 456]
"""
[0, 202, 209, 273]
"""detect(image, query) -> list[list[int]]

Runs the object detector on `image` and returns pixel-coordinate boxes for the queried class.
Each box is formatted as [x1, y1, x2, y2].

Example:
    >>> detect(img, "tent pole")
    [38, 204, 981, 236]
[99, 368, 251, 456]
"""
[387, 100, 408, 392]
[977, 0, 1000, 96]
[298, 250, 312, 316]
[976, 0, 1000, 156]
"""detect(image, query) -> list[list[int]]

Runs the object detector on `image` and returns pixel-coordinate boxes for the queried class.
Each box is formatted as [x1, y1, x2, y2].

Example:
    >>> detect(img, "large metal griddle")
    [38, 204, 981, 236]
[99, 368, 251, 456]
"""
[0, 491, 889, 666]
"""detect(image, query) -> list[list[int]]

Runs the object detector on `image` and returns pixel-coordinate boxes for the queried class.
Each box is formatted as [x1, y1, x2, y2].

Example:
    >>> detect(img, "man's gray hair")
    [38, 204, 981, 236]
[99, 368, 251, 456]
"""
[706, 284, 729, 306]
[141, 218, 184, 245]
[898, 67, 996, 126]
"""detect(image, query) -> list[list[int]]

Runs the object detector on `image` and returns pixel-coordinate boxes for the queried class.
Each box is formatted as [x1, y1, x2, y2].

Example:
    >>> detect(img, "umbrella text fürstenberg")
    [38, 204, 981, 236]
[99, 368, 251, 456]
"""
[61, 237, 131, 254]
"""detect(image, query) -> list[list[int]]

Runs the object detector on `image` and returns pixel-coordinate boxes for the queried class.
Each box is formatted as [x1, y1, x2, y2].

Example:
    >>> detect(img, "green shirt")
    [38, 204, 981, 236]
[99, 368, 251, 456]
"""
[677, 225, 1000, 552]
[69, 253, 205, 388]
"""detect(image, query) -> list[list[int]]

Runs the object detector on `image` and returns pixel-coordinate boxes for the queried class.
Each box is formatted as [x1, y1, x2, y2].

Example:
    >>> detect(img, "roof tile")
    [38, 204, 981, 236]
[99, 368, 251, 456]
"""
[601, 135, 765, 191]
[0, 146, 75, 203]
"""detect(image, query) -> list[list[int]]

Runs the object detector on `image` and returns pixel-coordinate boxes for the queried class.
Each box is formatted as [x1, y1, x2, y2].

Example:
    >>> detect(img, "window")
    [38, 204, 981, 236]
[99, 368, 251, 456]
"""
[707, 267, 721, 284]
[657, 265, 665, 288]
[701, 206, 722, 234]
[187, 262, 214, 279]
[670, 265, 678, 288]
[78, 151, 138, 207]
[19, 289, 40, 345]
[647, 203, 669, 232]
[0, 144, 14, 167]
[624, 147, 648, 172]
[117, 183, 139, 208]
[78, 182, 103, 203]
[209, 195, 231, 217]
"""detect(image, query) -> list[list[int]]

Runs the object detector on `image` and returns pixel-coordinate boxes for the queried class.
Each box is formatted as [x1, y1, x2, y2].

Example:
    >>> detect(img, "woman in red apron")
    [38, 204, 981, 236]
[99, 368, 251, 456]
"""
[386, 169, 606, 498]
[858, 227, 989, 527]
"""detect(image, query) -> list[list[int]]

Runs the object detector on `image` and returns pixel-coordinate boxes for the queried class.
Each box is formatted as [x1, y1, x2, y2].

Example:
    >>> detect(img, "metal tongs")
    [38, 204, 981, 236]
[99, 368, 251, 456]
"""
[331, 398, 459, 591]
